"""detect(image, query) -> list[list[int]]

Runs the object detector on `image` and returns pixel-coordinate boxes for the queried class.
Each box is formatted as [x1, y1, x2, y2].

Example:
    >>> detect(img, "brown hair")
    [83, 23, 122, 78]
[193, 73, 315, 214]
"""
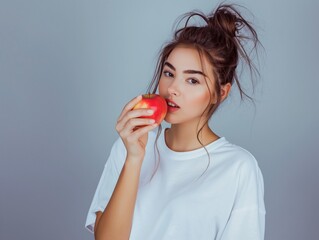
[148, 3, 261, 180]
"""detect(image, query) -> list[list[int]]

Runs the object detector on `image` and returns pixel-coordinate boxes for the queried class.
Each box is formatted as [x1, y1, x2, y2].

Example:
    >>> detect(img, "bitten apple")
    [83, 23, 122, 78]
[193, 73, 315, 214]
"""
[133, 94, 167, 124]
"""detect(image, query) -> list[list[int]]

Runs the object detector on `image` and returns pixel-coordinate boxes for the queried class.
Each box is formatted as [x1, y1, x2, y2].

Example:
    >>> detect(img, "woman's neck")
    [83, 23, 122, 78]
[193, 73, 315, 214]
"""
[165, 123, 220, 152]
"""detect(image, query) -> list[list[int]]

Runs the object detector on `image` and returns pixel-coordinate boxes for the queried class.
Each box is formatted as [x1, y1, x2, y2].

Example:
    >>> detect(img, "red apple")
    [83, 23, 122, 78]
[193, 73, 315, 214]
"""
[133, 93, 167, 124]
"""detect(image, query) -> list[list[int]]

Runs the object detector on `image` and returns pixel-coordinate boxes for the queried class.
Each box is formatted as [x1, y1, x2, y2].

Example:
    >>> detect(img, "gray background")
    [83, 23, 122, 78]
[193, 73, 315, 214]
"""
[1, 0, 318, 239]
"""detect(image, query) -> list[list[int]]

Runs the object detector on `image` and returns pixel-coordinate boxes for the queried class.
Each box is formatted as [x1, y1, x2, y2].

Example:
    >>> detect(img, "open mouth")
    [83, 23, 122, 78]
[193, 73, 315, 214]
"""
[166, 99, 180, 109]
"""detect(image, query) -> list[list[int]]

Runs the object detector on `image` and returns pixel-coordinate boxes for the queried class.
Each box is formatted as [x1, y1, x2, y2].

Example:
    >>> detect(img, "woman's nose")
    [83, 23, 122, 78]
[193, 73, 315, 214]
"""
[167, 81, 180, 97]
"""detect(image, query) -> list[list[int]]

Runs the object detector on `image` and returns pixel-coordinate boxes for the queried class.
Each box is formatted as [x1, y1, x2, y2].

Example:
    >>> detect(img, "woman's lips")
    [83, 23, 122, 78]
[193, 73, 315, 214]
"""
[166, 99, 180, 112]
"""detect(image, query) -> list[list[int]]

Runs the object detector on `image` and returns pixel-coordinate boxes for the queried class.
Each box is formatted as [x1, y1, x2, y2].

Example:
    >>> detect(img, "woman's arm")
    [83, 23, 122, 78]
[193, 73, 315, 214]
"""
[94, 156, 143, 240]
[93, 95, 157, 239]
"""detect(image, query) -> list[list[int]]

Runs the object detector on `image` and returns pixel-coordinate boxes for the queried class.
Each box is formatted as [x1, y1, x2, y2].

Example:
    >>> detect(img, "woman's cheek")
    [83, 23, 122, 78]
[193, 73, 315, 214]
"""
[188, 90, 210, 109]
[159, 79, 171, 97]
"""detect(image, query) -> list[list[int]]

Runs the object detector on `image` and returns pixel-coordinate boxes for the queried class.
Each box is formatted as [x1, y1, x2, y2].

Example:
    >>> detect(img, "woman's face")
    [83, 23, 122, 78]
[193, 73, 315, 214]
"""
[158, 45, 216, 125]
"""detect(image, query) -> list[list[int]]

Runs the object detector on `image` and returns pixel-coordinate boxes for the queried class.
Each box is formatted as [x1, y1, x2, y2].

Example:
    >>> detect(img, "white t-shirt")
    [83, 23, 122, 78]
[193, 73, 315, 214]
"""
[85, 129, 266, 239]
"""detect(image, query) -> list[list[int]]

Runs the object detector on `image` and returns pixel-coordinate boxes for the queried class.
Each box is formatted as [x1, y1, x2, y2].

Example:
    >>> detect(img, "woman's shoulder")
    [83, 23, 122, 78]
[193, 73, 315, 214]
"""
[217, 139, 264, 195]
[217, 138, 260, 171]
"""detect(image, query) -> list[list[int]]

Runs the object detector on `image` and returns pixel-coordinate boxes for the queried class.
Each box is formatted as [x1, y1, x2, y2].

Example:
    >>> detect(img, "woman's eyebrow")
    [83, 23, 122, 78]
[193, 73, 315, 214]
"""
[164, 62, 176, 71]
[164, 61, 207, 77]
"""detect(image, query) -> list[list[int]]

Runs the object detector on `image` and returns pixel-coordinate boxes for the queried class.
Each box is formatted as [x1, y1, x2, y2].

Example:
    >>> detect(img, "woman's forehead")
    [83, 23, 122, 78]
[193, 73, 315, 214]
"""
[166, 45, 213, 74]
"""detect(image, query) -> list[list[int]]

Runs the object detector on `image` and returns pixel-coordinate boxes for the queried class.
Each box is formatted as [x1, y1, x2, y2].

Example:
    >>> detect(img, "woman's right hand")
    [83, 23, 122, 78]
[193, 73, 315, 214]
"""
[115, 95, 158, 164]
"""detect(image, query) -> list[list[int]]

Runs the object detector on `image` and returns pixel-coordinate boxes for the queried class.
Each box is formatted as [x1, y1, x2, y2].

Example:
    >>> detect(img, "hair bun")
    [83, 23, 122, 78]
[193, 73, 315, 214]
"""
[208, 5, 240, 37]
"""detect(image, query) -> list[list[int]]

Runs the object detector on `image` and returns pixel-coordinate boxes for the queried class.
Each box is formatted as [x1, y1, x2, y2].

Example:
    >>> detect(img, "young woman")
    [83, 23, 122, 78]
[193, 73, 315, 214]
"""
[85, 3, 266, 240]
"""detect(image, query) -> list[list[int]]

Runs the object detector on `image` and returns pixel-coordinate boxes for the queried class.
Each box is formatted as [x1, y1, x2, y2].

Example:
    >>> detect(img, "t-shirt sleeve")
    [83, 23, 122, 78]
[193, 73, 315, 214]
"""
[84, 137, 126, 233]
[221, 152, 266, 240]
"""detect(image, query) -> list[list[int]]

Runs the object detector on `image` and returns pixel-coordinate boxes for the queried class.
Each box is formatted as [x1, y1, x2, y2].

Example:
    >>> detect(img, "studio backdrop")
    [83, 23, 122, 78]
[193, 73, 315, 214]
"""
[1, 0, 318, 239]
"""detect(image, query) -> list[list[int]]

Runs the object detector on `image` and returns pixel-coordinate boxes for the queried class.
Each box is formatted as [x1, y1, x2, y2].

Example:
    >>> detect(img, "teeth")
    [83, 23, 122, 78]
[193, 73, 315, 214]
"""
[168, 102, 177, 107]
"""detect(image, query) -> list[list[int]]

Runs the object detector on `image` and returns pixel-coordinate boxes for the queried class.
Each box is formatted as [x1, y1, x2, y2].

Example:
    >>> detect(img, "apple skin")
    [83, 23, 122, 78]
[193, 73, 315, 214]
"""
[133, 94, 167, 124]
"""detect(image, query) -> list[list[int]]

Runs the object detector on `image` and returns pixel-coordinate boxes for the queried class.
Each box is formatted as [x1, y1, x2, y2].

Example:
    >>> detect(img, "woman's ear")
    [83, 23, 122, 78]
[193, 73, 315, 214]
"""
[220, 83, 232, 102]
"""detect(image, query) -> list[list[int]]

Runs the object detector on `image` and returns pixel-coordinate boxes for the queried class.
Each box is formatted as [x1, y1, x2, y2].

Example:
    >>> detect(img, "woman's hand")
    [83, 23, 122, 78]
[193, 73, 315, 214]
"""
[115, 95, 158, 164]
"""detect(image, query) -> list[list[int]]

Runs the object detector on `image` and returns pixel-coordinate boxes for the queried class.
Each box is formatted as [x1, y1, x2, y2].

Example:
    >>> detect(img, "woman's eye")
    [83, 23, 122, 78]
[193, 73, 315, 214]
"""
[163, 71, 173, 78]
[187, 79, 199, 84]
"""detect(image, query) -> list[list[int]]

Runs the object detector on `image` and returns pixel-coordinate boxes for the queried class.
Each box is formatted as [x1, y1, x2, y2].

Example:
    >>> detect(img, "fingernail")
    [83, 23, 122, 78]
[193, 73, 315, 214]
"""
[149, 119, 155, 123]
[147, 110, 154, 114]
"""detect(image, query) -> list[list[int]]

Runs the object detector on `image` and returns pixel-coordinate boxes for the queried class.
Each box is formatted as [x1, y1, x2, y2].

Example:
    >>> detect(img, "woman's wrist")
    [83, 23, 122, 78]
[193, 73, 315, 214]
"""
[125, 155, 144, 170]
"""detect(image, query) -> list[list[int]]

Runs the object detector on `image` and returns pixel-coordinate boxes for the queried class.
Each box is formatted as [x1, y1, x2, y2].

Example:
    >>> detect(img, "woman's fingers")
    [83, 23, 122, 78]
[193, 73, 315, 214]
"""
[117, 95, 142, 123]
[126, 123, 158, 143]
[118, 117, 155, 137]
[114, 95, 158, 159]
[116, 108, 154, 132]
[122, 123, 158, 160]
